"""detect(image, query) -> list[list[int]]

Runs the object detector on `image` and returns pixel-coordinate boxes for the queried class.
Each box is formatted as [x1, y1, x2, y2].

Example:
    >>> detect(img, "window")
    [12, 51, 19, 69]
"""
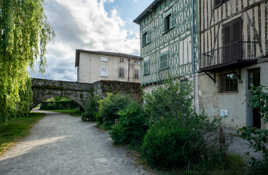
[134, 69, 139, 80]
[100, 66, 108, 77]
[142, 32, 151, 47]
[119, 67, 125, 78]
[100, 57, 109, 62]
[223, 18, 242, 63]
[219, 73, 238, 92]
[144, 61, 150, 76]
[215, 0, 229, 8]
[120, 58, 124, 63]
[160, 52, 169, 70]
[164, 14, 175, 33]
[134, 60, 140, 64]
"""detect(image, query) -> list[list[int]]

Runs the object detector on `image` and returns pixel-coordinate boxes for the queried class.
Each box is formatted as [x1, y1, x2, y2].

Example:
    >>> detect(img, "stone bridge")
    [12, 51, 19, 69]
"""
[31, 78, 142, 110]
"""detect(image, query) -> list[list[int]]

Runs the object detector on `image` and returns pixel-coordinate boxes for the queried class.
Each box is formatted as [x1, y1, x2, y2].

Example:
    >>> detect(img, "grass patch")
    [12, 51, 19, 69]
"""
[52, 109, 81, 117]
[0, 112, 45, 155]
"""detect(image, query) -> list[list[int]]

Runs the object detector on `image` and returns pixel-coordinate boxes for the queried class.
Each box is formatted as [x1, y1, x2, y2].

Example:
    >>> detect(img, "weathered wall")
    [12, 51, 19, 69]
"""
[31, 78, 142, 109]
[198, 60, 268, 129]
[95, 80, 143, 102]
[78, 52, 141, 84]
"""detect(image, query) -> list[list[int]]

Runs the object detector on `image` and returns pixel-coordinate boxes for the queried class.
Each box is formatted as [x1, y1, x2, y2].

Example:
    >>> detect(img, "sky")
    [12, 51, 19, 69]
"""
[31, 0, 153, 81]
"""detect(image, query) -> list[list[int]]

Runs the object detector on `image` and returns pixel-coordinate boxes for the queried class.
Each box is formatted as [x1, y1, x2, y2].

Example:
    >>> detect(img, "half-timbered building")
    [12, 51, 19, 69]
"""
[199, 0, 268, 128]
[134, 0, 199, 97]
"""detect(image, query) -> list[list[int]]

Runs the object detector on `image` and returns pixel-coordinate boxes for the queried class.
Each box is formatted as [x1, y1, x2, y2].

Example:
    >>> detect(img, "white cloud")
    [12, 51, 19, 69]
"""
[31, 0, 140, 81]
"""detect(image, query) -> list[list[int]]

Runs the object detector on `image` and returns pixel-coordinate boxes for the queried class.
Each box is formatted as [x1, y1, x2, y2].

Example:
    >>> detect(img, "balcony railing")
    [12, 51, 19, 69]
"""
[200, 41, 259, 72]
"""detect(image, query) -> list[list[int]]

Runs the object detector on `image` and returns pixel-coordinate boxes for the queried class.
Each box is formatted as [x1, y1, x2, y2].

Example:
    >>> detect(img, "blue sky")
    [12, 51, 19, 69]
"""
[31, 0, 154, 81]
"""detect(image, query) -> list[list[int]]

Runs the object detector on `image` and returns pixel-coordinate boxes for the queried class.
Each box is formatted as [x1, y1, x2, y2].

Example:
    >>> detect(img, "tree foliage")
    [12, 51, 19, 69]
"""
[0, 0, 54, 120]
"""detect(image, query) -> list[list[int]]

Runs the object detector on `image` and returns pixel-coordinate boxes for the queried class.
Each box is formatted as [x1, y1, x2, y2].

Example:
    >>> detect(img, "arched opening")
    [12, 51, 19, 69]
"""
[32, 95, 84, 116]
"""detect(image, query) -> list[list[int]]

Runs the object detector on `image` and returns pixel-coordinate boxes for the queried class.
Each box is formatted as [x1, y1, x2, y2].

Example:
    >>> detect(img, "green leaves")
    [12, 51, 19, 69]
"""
[249, 85, 268, 122]
[0, 0, 54, 120]
[144, 79, 193, 125]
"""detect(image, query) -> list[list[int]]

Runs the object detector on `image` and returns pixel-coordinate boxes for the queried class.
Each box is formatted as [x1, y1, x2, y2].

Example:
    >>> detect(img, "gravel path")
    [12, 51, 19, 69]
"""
[0, 111, 153, 175]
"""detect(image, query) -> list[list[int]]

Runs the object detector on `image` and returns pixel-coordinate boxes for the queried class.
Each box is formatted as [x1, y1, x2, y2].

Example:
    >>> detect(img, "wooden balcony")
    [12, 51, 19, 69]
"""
[200, 41, 259, 72]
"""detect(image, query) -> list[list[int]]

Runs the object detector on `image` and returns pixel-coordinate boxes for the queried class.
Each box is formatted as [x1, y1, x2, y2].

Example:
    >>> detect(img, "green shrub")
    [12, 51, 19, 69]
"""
[141, 118, 206, 169]
[144, 80, 193, 125]
[81, 95, 100, 122]
[238, 86, 268, 175]
[97, 93, 132, 129]
[110, 102, 148, 146]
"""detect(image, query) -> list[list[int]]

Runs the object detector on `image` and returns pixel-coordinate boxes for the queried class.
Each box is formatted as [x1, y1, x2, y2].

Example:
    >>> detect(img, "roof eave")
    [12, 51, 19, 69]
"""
[133, 0, 161, 24]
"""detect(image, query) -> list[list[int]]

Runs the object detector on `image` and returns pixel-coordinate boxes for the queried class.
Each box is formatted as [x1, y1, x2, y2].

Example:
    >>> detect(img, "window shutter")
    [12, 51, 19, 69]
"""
[223, 25, 231, 63]
[147, 31, 151, 44]
[142, 33, 146, 47]
[144, 61, 150, 75]
[232, 19, 243, 60]
[164, 17, 168, 33]
[170, 14, 176, 28]
[160, 52, 169, 70]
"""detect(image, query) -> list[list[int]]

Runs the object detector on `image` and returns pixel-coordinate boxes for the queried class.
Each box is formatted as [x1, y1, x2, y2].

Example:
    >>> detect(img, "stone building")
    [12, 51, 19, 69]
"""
[199, 0, 268, 129]
[134, 0, 199, 97]
[75, 49, 142, 83]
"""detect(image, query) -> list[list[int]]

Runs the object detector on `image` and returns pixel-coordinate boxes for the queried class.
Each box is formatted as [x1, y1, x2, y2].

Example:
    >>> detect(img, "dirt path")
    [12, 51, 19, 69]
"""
[0, 111, 152, 175]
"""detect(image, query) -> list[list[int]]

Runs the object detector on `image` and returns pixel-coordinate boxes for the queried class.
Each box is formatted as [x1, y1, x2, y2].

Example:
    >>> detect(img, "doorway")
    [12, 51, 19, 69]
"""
[248, 68, 261, 128]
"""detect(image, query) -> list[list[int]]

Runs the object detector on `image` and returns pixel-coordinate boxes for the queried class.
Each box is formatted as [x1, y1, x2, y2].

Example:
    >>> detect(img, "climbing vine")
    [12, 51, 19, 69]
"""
[0, 0, 54, 121]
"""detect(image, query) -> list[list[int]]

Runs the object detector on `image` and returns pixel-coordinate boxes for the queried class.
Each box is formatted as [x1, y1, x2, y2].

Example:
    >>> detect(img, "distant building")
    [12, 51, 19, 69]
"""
[75, 49, 142, 83]
[199, 0, 268, 129]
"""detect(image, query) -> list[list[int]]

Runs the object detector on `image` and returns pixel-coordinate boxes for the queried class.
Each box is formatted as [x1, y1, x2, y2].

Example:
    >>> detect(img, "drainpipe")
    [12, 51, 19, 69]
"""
[192, 0, 197, 114]
[128, 57, 130, 82]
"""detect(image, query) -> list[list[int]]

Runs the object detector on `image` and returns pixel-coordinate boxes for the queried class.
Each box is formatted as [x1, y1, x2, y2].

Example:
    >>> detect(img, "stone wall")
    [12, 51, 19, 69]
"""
[31, 78, 142, 109]
[94, 80, 143, 102]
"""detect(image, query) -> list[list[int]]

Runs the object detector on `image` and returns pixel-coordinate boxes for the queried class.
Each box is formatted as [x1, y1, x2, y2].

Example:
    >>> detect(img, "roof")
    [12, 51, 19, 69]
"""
[134, 0, 162, 24]
[75, 49, 142, 67]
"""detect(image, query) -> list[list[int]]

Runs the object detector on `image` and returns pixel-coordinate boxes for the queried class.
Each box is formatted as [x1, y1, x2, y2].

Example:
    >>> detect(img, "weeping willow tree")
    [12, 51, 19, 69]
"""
[0, 0, 54, 121]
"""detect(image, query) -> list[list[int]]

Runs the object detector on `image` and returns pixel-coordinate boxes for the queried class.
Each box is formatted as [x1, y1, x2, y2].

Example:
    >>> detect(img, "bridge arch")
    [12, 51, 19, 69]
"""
[31, 78, 142, 110]
[31, 78, 94, 110]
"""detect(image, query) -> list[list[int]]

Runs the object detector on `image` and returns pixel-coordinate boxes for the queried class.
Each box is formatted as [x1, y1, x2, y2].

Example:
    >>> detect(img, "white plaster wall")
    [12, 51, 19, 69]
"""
[198, 70, 248, 129]
[78, 52, 91, 83]
[199, 60, 268, 129]
[78, 52, 141, 83]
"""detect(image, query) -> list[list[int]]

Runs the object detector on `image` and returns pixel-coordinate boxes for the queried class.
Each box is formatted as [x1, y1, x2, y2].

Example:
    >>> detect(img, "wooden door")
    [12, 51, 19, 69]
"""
[248, 68, 261, 128]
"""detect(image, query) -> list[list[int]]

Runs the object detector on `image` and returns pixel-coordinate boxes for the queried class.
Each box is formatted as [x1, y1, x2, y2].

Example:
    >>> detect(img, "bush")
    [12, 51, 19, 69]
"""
[109, 102, 148, 146]
[144, 80, 193, 125]
[97, 93, 132, 129]
[81, 95, 100, 122]
[141, 118, 206, 169]
[238, 85, 268, 175]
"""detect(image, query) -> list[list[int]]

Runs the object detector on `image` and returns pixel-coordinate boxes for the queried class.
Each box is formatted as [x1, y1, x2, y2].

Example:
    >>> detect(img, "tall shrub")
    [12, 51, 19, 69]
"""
[82, 94, 100, 122]
[0, 0, 54, 121]
[141, 118, 206, 169]
[110, 102, 148, 146]
[144, 80, 193, 125]
[97, 93, 132, 129]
